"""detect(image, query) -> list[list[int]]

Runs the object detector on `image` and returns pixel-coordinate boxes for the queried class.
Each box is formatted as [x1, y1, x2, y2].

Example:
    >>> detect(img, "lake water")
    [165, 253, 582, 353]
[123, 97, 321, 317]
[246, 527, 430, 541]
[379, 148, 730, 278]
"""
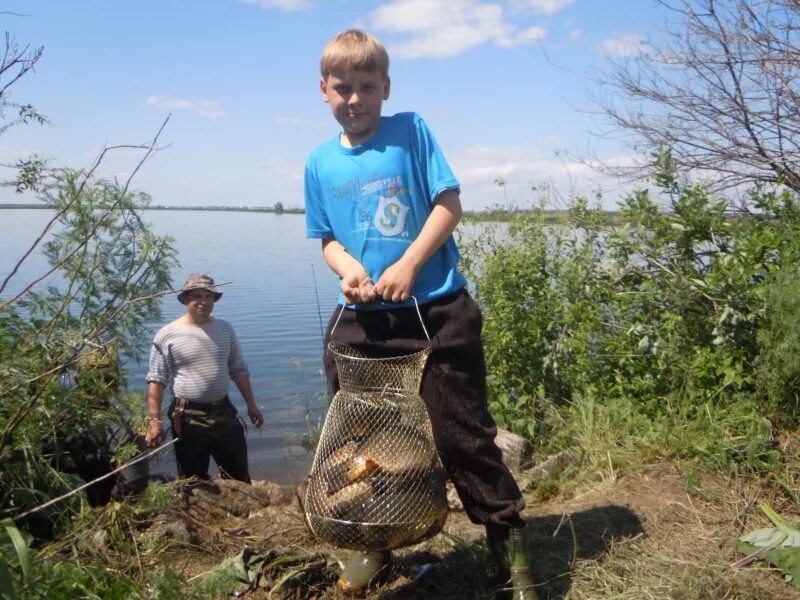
[0, 209, 341, 484]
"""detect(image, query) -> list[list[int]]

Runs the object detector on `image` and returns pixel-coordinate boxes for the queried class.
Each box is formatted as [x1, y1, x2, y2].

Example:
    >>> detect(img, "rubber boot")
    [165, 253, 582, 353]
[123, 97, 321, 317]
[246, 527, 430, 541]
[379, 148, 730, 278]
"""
[485, 525, 538, 600]
[336, 550, 391, 596]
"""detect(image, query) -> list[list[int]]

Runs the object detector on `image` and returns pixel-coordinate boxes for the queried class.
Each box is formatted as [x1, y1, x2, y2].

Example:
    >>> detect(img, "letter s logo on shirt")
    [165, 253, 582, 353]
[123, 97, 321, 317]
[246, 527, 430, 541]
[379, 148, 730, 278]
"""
[373, 196, 409, 237]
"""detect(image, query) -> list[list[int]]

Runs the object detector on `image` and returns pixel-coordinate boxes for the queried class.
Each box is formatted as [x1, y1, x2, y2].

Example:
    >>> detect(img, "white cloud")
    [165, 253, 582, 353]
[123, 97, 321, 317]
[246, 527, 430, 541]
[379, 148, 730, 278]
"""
[366, 0, 508, 58]
[598, 33, 643, 57]
[236, 0, 312, 11]
[496, 25, 546, 47]
[256, 156, 304, 180]
[146, 96, 226, 119]
[363, 0, 544, 59]
[509, 0, 575, 15]
[454, 144, 590, 183]
[450, 144, 634, 210]
[567, 28, 582, 41]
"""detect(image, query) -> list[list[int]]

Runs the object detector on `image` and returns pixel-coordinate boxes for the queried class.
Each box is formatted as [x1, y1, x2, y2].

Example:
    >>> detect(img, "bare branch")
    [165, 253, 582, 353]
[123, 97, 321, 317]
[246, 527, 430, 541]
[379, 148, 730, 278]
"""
[593, 0, 800, 193]
[0, 115, 171, 304]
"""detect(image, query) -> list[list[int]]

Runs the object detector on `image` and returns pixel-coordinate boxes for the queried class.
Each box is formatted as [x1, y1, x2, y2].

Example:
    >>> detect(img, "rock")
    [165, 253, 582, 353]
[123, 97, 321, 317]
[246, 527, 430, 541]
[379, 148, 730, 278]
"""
[77, 528, 109, 554]
[253, 480, 299, 507]
[522, 450, 573, 480]
[495, 429, 530, 473]
[446, 481, 464, 512]
[91, 528, 109, 552]
[182, 478, 271, 517]
[443, 429, 530, 513]
[141, 511, 193, 548]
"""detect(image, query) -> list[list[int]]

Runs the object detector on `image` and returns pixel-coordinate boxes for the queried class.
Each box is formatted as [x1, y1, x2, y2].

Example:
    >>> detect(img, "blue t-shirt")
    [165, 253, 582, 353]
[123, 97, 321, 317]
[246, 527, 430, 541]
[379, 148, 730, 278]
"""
[305, 112, 467, 309]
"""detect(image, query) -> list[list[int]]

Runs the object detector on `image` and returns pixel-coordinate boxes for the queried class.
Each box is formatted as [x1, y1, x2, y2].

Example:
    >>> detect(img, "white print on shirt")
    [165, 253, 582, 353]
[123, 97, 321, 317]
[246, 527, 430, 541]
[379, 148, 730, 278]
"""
[373, 196, 409, 237]
[362, 175, 403, 196]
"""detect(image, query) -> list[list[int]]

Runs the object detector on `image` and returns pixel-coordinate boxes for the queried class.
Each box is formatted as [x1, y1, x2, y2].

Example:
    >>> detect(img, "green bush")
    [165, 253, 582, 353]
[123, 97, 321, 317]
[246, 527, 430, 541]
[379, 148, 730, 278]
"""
[0, 174, 178, 534]
[461, 168, 800, 458]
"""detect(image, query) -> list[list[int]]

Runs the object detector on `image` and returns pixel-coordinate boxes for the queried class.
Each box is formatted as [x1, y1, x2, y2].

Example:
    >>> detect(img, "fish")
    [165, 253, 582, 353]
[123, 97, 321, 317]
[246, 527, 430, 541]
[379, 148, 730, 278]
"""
[323, 439, 358, 470]
[308, 421, 445, 550]
[336, 391, 404, 436]
[323, 426, 445, 521]
[319, 424, 437, 494]
[328, 480, 375, 519]
[326, 476, 449, 550]
[349, 425, 437, 476]
[316, 439, 378, 496]
[325, 455, 379, 496]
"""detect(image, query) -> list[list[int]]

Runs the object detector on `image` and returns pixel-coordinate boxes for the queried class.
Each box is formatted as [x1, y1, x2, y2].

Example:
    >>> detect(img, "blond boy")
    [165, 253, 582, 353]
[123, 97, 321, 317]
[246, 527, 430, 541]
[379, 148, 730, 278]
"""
[304, 30, 537, 598]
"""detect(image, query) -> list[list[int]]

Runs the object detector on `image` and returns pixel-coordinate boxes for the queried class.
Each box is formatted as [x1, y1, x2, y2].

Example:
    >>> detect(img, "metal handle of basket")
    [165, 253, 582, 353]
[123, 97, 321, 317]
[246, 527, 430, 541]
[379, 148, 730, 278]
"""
[330, 295, 431, 342]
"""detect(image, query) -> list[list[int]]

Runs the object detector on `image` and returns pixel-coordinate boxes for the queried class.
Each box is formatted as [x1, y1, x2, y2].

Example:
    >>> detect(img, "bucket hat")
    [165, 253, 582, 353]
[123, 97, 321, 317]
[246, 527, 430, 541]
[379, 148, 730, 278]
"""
[177, 273, 223, 304]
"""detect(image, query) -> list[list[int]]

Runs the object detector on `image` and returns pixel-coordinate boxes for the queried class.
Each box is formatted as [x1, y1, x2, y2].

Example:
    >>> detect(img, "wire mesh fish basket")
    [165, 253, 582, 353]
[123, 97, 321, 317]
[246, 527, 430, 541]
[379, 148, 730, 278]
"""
[304, 301, 448, 551]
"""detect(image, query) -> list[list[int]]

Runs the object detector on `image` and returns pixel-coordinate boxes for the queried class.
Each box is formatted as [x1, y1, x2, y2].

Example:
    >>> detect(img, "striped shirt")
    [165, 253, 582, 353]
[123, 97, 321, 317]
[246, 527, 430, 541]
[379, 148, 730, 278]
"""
[146, 318, 248, 404]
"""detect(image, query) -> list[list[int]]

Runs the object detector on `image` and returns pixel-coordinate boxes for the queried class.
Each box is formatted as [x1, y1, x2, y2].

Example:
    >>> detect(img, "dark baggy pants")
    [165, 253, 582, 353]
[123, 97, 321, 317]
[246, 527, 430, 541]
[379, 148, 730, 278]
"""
[168, 396, 251, 484]
[106, 416, 149, 497]
[323, 289, 525, 528]
[48, 408, 149, 507]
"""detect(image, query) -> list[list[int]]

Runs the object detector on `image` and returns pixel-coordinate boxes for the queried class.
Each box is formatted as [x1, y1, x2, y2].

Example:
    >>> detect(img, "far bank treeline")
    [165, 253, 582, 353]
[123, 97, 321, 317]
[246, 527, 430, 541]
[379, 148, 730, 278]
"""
[0, 202, 611, 225]
[0, 202, 304, 214]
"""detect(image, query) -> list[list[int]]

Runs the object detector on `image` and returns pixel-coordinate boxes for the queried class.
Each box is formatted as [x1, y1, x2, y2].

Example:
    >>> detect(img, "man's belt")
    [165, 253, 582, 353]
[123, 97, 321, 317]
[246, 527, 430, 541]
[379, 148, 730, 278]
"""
[171, 395, 231, 438]
[170, 394, 231, 438]
[178, 395, 230, 410]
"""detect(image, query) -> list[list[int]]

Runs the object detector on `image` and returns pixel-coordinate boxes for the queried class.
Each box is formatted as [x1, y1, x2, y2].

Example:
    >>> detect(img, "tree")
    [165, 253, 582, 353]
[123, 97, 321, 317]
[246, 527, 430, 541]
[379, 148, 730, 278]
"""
[494, 176, 509, 210]
[0, 29, 47, 192]
[598, 0, 800, 194]
[0, 26, 178, 533]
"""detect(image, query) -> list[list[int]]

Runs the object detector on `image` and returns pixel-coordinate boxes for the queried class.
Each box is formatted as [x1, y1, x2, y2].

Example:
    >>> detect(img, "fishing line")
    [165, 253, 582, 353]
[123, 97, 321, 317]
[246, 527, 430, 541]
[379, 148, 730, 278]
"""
[310, 263, 325, 347]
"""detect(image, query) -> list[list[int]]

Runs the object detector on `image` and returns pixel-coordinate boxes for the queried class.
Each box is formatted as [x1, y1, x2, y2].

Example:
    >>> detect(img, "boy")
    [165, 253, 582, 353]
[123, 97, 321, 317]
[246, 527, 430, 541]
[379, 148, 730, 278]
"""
[305, 29, 537, 599]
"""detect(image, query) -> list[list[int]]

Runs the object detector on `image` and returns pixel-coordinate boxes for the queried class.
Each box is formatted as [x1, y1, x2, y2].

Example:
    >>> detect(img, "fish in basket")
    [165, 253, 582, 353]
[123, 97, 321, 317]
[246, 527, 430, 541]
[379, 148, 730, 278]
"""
[304, 326, 448, 552]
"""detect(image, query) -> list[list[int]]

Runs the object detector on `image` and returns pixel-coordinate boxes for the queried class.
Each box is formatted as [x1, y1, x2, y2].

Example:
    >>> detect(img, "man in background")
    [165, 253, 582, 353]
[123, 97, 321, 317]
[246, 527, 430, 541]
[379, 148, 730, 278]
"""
[145, 273, 263, 483]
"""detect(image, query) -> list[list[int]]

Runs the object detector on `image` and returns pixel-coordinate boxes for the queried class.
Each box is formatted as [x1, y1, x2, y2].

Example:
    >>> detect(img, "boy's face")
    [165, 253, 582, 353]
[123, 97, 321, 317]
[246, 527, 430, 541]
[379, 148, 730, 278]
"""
[321, 69, 390, 147]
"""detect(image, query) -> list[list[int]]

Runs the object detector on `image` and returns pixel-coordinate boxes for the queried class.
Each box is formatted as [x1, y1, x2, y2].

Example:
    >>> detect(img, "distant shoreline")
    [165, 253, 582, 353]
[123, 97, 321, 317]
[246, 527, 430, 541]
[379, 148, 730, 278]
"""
[0, 203, 619, 224]
[0, 203, 305, 214]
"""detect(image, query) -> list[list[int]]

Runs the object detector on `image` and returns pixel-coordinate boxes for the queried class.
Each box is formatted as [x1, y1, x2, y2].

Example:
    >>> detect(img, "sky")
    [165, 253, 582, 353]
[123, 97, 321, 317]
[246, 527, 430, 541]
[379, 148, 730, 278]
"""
[1, 0, 670, 212]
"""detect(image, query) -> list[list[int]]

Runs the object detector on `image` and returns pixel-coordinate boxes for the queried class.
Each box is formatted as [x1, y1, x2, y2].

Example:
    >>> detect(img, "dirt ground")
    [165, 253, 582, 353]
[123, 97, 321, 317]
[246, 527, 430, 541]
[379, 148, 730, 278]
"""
[144, 462, 800, 599]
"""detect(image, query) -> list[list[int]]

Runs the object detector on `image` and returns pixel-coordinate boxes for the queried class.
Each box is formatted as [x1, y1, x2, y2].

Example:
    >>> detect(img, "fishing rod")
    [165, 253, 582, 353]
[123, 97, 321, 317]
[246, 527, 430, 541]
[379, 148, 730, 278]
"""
[13, 440, 178, 521]
[310, 262, 326, 348]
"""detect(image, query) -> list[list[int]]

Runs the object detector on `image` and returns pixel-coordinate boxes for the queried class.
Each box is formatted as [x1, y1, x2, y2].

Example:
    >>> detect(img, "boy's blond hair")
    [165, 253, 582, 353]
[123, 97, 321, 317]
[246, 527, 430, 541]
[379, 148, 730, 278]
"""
[320, 29, 390, 79]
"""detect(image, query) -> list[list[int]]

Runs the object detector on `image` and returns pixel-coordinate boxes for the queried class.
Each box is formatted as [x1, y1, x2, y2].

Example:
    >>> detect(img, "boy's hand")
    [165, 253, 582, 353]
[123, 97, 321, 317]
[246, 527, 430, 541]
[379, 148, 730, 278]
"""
[374, 259, 417, 303]
[341, 269, 378, 304]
